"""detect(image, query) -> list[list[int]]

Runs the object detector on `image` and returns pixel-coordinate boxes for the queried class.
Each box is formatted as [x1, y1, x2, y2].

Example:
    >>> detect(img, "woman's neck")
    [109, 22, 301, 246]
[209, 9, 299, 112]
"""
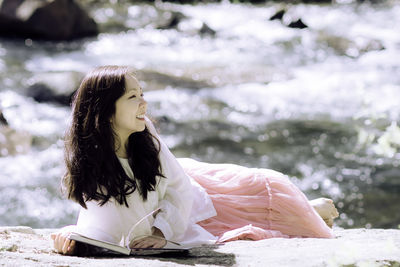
[116, 150, 128, 158]
[115, 136, 128, 158]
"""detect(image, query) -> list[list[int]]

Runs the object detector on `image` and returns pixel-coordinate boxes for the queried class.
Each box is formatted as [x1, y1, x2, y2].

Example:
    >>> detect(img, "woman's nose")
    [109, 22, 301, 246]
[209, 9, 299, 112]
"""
[140, 97, 147, 106]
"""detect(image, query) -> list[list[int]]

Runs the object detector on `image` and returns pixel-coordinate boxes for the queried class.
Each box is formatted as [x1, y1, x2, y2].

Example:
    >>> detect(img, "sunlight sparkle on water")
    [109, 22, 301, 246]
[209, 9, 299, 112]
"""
[1, 1, 399, 229]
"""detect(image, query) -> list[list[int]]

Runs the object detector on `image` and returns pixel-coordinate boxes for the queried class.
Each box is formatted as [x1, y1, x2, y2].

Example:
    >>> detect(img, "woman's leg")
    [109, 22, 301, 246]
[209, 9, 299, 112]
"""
[178, 158, 336, 239]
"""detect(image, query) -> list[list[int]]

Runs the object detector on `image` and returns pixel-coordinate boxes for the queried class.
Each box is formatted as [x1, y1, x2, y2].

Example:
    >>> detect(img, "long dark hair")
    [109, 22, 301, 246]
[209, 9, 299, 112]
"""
[63, 65, 164, 208]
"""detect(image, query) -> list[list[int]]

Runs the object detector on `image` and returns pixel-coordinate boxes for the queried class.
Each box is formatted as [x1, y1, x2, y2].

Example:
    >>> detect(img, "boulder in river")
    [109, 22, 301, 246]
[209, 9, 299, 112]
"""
[287, 18, 308, 29]
[156, 11, 186, 30]
[269, 8, 308, 29]
[137, 70, 214, 91]
[26, 83, 73, 106]
[317, 32, 385, 57]
[269, 9, 286, 21]
[0, 110, 8, 126]
[0, 0, 98, 40]
[199, 22, 216, 36]
[25, 71, 84, 106]
[156, 10, 216, 37]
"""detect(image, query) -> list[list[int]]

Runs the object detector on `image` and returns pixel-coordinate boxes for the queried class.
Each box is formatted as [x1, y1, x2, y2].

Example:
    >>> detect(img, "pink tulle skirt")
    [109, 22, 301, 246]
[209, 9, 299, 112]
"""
[179, 159, 334, 242]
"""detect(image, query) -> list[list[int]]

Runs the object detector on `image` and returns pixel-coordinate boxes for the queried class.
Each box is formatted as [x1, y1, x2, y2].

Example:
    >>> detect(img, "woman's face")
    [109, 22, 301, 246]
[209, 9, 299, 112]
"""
[111, 74, 147, 142]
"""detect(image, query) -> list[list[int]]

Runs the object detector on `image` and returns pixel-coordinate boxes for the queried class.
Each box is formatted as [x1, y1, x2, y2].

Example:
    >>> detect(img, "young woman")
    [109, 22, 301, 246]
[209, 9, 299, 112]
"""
[52, 65, 338, 255]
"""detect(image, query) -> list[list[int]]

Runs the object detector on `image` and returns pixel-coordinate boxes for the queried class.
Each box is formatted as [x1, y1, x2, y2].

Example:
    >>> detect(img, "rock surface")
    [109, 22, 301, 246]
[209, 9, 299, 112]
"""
[0, 109, 8, 125]
[25, 71, 84, 106]
[0, 125, 32, 157]
[1, 227, 400, 266]
[0, 0, 98, 40]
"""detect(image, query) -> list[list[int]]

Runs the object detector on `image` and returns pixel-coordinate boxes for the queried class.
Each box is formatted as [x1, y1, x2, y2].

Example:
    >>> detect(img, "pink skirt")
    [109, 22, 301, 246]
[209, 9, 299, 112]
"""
[180, 159, 334, 242]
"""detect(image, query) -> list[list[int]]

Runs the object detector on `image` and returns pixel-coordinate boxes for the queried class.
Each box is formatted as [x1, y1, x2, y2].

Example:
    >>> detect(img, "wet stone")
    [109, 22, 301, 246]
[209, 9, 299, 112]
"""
[6, 244, 18, 252]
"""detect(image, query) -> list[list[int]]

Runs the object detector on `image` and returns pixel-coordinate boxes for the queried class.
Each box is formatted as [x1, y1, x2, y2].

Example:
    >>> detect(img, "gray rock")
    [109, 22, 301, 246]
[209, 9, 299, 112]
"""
[317, 32, 385, 58]
[26, 83, 72, 105]
[1, 227, 399, 266]
[287, 18, 308, 29]
[270, 9, 286, 21]
[156, 11, 186, 30]
[27, 71, 83, 96]
[0, 125, 32, 156]
[0, 0, 98, 40]
[199, 22, 216, 37]
[137, 70, 214, 91]
[0, 109, 8, 126]
[0, 226, 35, 234]
[25, 71, 83, 105]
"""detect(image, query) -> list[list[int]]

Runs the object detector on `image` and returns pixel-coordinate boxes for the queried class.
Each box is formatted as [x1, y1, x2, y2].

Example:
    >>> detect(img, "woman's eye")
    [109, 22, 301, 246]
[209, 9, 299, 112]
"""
[128, 92, 143, 99]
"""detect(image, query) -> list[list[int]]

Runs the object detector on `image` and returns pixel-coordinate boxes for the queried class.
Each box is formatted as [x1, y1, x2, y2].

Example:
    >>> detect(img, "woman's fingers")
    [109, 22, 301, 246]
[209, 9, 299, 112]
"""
[152, 239, 166, 248]
[55, 233, 65, 253]
[64, 240, 76, 255]
[54, 233, 63, 251]
[52, 232, 75, 255]
[68, 240, 76, 254]
[62, 237, 71, 254]
[129, 237, 143, 248]
[135, 240, 151, 249]
[132, 238, 154, 248]
[130, 236, 166, 249]
[50, 233, 57, 240]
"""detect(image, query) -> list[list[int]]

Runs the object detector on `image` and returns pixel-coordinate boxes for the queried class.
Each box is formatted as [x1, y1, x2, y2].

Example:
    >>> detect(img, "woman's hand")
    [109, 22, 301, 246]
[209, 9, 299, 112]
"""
[129, 227, 166, 249]
[129, 236, 167, 249]
[50, 232, 76, 255]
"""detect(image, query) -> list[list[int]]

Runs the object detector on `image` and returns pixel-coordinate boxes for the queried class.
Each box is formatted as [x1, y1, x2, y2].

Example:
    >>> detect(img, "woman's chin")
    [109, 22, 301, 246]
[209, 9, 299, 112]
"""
[137, 125, 146, 132]
[132, 121, 146, 133]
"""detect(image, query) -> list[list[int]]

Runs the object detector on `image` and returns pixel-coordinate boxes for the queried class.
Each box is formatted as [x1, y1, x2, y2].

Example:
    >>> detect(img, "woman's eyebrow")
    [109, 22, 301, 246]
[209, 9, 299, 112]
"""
[127, 87, 143, 97]
[127, 87, 140, 93]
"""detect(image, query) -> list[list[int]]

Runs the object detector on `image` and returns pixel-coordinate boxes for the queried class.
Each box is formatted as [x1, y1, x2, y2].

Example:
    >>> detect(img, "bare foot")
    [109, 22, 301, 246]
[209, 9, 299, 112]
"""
[309, 198, 339, 228]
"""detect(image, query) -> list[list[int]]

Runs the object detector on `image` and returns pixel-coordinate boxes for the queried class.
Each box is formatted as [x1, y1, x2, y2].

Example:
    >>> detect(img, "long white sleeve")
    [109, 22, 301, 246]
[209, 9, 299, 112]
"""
[76, 200, 126, 244]
[145, 117, 194, 241]
[73, 117, 217, 246]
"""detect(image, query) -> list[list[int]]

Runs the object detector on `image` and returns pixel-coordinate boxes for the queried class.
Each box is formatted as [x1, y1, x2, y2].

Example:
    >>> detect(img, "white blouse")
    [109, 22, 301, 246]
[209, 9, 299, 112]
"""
[70, 117, 217, 247]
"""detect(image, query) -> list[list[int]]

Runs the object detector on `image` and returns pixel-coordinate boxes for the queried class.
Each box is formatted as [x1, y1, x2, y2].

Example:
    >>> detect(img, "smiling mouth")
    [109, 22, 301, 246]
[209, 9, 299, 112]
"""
[136, 114, 145, 120]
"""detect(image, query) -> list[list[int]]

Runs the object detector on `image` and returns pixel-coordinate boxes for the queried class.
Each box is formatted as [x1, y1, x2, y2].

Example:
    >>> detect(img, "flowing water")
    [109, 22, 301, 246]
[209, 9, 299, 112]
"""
[0, 1, 399, 229]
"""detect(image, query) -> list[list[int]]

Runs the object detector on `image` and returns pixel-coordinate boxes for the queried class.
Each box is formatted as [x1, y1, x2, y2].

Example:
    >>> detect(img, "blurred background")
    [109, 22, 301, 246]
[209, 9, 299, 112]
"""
[0, 0, 399, 230]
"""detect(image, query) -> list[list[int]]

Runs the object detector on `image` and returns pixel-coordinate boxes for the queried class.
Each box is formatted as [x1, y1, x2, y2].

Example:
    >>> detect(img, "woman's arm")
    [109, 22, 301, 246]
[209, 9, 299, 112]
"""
[145, 117, 194, 241]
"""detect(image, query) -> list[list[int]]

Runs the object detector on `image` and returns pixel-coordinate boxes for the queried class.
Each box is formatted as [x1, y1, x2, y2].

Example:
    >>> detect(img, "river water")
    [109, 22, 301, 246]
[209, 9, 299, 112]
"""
[0, 1, 399, 229]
